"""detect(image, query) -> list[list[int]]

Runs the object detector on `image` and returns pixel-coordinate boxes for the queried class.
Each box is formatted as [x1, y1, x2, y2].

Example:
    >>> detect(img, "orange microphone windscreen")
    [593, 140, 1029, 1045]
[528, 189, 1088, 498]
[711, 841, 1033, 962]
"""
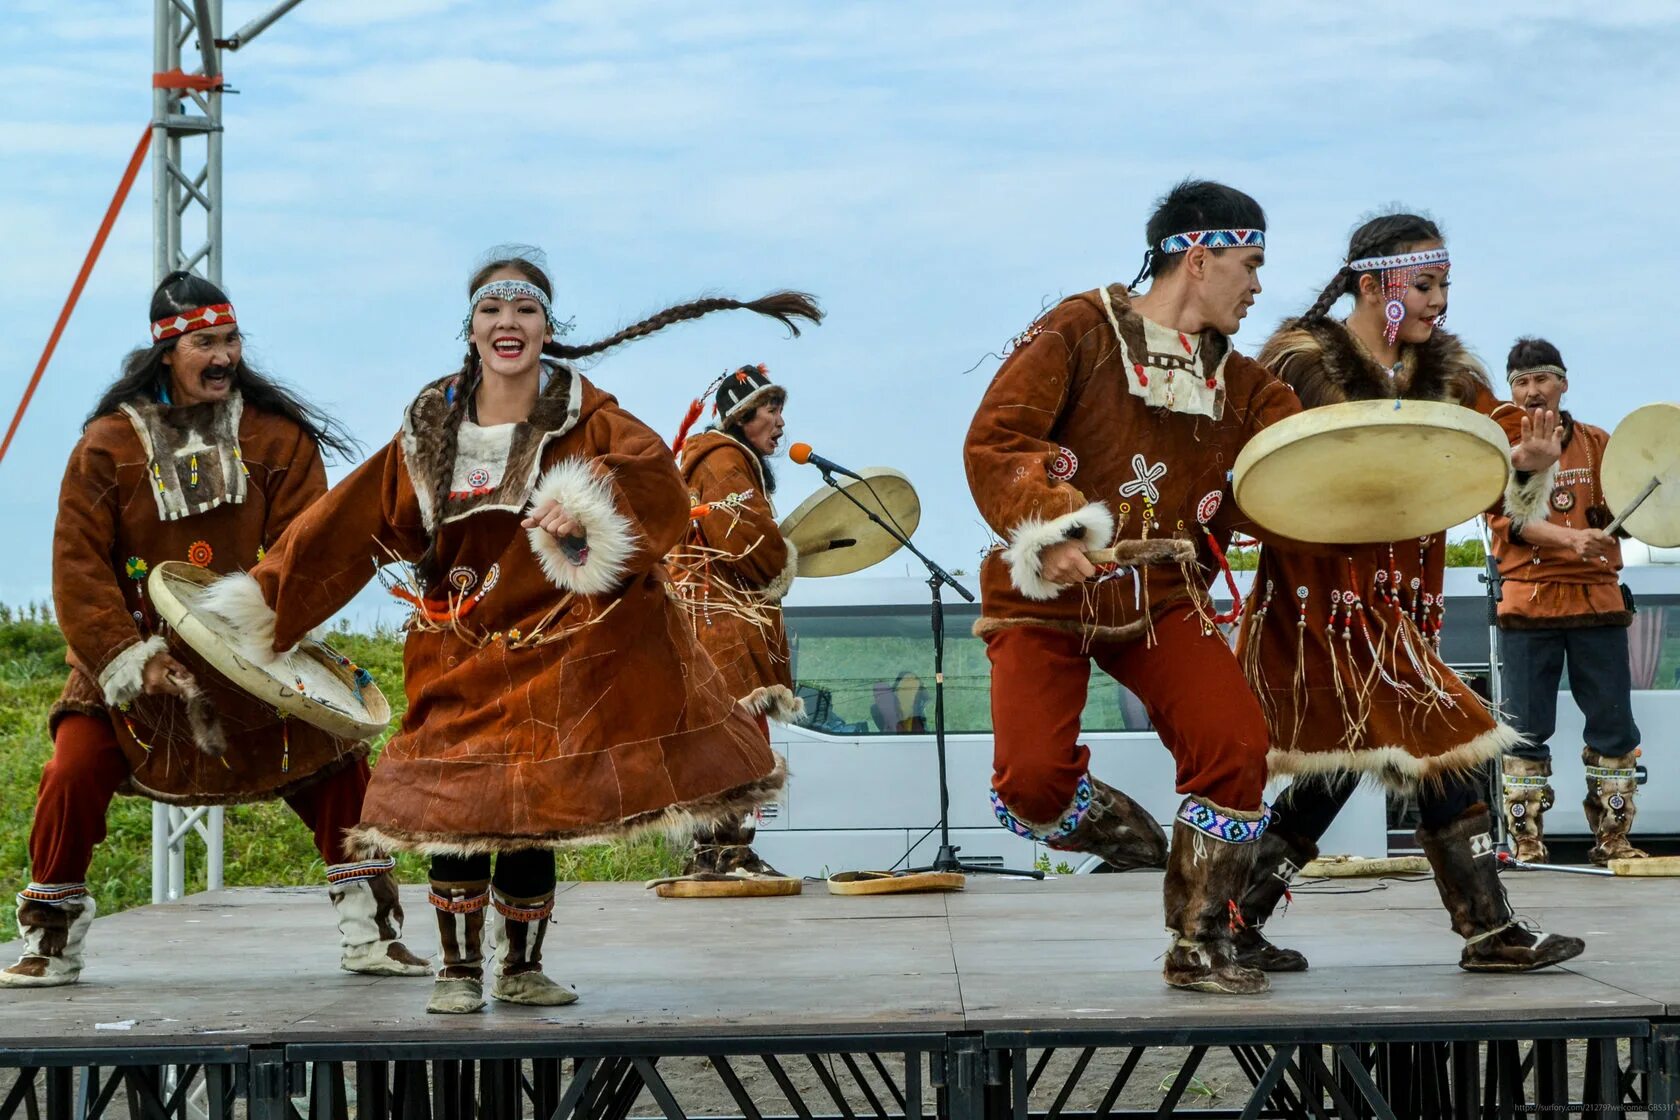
[788, 442, 813, 464]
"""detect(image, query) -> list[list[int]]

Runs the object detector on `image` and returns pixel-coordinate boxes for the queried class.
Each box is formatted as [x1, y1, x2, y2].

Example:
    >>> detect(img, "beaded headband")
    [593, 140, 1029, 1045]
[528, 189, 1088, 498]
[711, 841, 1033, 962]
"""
[152, 303, 236, 343]
[1348, 247, 1450, 272]
[1158, 228, 1265, 254]
[1347, 247, 1451, 345]
[1507, 363, 1568, 385]
[458, 279, 573, 341]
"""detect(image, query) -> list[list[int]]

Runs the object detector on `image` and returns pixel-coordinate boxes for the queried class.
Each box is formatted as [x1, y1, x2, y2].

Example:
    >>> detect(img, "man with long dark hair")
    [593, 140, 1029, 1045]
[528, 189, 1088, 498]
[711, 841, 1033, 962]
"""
[2, 271, 428, 988]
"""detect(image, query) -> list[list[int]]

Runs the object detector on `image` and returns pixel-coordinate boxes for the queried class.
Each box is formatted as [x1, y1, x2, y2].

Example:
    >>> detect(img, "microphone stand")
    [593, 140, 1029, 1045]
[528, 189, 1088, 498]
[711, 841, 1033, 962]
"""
[810, 466, 1042, 879]
[1478, 521, 1506, 844]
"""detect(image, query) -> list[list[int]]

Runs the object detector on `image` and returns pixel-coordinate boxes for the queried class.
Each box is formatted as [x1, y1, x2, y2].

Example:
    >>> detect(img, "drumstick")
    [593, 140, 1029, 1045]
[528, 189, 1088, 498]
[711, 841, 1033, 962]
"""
[1497, 852, 1612, 877]
[1605, 476, 1661, 536]
[800, 537, 857, 556]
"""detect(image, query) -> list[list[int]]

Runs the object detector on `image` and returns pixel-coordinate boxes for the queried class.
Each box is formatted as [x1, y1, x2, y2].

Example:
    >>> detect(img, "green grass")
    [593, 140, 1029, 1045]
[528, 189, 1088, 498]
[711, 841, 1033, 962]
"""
[0, 609, 681, 943]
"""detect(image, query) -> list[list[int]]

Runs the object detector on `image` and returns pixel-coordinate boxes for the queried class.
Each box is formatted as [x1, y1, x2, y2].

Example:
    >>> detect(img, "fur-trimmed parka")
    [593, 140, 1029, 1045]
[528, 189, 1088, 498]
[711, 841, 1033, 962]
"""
[50, 393, 362, 804]
[204, 364, 782, 856]
[963, 285, 1301, 645]
[675, 430, 801, 724]
[1237, 318, 1530, 784]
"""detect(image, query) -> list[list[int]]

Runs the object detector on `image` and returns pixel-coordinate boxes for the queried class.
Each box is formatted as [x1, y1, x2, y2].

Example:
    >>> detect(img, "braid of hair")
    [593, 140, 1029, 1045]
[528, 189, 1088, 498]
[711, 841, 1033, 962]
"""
[417, 348, 478, 585]
[1301, 267, 1353, 323]
[545, 291, 823, 361]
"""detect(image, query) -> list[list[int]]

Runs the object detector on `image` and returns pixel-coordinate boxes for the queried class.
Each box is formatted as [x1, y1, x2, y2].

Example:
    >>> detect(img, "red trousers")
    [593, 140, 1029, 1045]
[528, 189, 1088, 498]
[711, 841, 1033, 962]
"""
[986, 602, 1269, 823]
[29, 713, 371, 884]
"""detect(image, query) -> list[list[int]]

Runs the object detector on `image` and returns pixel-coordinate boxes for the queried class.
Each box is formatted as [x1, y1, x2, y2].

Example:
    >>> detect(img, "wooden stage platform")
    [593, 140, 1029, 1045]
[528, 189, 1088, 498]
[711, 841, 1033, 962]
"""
[2, 874, 1678, 1118]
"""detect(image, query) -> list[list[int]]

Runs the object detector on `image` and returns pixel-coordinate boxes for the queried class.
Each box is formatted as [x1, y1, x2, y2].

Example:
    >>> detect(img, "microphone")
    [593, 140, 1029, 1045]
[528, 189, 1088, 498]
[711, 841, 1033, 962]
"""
[788, 442, 863, 480]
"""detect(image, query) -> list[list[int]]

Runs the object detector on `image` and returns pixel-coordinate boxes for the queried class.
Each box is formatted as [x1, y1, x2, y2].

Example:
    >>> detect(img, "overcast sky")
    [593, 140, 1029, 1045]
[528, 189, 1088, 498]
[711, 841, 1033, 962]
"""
[3, 2, 1676, 622]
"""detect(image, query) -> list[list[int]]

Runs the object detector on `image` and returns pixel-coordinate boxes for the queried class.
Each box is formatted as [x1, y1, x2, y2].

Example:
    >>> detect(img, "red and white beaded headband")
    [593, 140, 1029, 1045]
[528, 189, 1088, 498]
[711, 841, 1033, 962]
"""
[1507, 364, 1567, 385]
[1348, 247, 1450, 272]
[1347, 248, 1450, 345]
[151, 303, 236, 343]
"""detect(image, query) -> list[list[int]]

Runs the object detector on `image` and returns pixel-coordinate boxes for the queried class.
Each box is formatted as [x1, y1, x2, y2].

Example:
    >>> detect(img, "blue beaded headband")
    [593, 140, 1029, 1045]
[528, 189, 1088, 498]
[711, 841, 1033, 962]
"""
[1158, 228, 1265, 254]
[458, 279, 574, 341]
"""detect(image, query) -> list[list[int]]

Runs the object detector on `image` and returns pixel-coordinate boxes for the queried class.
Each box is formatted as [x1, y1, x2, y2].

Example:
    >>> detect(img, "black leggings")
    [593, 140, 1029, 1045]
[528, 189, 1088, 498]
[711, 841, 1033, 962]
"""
[1270, 767, 1485, 842]
[430, 850, 557, 897]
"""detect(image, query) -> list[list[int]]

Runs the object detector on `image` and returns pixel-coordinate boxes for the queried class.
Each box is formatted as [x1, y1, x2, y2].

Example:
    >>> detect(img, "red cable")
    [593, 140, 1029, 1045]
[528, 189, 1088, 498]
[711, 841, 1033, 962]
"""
[0, 125, 152, 468]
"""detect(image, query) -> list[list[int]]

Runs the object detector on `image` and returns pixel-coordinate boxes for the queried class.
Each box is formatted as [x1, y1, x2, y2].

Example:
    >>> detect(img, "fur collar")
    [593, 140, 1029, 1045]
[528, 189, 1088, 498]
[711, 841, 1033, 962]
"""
[1257, 317, 1490, 410]
[119, 392, 247, 522]
[401, 360, 590, 531]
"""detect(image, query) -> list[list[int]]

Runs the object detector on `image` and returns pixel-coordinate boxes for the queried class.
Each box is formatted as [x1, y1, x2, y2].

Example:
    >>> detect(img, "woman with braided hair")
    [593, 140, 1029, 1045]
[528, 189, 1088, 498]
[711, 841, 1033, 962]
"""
[1229, 214, 1584, 976]
[202, 247, 820, 1014]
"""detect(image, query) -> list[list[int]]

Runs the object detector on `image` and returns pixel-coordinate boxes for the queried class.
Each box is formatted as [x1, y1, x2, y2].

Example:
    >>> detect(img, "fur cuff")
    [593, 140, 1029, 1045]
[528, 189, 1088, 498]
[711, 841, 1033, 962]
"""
[526, 458, 640, 597]
[764, 539, 798, 603]
[740, 684, 806, 724]
[97, 635, 169, 708]
[199, 571, 286, 667]
[1003, 502, 1115, 601]
[1504, 461, 1558, 523]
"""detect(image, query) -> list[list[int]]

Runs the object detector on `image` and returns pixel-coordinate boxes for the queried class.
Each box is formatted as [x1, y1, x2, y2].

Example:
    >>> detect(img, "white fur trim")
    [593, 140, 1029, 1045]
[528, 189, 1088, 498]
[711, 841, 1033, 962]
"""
[763, 539, 798, 603]
[525, 458, 640, 597]
[1504, 460, 1557, 524]
[720, 384, 786, 426]
[97, 635, 169, 708]
[1002, 502, 1115, 601]
[740, 684, 806, 725]
[198, 571, 286, 667]
[1268, 723, 1521, 790]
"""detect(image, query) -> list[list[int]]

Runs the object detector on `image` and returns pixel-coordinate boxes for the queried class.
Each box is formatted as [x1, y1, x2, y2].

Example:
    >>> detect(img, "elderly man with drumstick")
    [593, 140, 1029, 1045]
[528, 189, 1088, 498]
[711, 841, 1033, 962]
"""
[1486, 339, 1647, 867]
[2, 271, 429, 988]
[668, 364, 801, 883]
[966, 179, 1303, 995]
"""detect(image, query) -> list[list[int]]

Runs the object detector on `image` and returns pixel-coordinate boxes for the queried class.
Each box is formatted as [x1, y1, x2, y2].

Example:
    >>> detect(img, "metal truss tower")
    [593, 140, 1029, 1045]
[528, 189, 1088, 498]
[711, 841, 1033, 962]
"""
[148, 0, 304, 903]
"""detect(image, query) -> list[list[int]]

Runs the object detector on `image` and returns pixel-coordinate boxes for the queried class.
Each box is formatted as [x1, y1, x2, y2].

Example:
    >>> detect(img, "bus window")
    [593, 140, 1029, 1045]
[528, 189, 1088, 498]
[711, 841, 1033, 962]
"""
[1630, 595, 1680, 690]
[786, 607, 1154, 734]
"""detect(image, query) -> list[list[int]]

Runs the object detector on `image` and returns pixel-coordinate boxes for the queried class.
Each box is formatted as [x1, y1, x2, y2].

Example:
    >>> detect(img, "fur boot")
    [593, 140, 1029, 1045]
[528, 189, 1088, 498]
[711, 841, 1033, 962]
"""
[991, 773, 1169, 871]
[1162, 796, 1270, 995]
[1582, 748, 1648, 865]
[1047, 776, 1169, 871]
[1416, 808, 1584, 972]
[1232, 829, 1317, 972]
[489, 890, 577, 1006]
[329, 867, 431, 976]
[1500, 756, 1553, 863]
[427, 880, 489, 1014]
[0, 887, 96, 988]
[682, 813, 788, 878]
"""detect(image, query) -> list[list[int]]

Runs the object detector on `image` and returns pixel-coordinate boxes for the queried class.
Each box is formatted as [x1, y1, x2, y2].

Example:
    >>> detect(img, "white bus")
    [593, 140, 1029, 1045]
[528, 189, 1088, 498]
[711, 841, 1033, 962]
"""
[752, 550, 1680, 877]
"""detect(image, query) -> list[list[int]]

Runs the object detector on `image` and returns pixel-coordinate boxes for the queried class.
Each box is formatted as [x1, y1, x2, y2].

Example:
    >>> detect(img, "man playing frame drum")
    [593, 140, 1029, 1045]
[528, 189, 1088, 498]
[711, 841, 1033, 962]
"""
[1487, 339, 1646, 866]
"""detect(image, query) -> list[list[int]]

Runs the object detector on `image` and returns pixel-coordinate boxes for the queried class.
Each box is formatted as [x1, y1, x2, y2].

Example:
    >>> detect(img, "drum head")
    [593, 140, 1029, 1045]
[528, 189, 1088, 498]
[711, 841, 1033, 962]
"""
[778, 467, 921, 577]
[148, 562, 391, 740]
[1603, 402, 1680, 547]
[1232, 399, 1510, 544]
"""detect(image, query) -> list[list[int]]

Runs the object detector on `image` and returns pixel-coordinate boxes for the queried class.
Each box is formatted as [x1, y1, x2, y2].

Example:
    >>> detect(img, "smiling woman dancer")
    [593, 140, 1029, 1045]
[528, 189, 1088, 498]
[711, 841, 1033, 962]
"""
[1231, 214, 1585, 976]
[202, 247, 820, 1014]
[3, 270, 428, 989]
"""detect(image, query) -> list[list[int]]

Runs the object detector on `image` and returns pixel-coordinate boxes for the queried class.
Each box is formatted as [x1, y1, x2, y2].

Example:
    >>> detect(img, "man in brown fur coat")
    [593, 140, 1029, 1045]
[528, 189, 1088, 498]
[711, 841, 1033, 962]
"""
[965, 180, 1300, 995]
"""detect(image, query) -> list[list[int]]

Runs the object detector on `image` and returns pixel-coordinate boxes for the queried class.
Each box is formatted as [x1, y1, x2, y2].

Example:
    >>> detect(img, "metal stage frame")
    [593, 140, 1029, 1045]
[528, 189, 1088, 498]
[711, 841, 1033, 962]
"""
[2, 1026, 1676, 1119]
[2, 877, 1678, 1119]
